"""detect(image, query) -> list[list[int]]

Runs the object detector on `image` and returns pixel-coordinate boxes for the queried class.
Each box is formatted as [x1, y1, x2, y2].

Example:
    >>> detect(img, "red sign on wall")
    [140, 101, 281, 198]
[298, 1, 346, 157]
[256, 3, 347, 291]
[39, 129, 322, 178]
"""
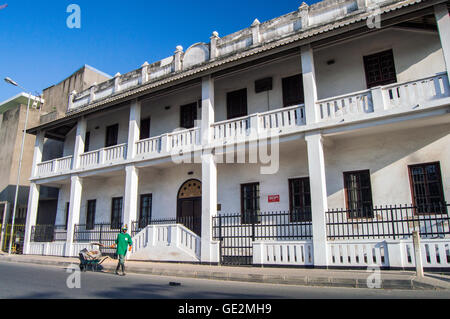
[268, 195, 280, 203]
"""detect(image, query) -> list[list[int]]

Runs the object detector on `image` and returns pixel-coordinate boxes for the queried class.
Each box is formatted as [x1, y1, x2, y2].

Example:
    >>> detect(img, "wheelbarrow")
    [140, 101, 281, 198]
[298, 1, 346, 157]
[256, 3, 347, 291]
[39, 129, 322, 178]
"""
[78, 243, 110, 272]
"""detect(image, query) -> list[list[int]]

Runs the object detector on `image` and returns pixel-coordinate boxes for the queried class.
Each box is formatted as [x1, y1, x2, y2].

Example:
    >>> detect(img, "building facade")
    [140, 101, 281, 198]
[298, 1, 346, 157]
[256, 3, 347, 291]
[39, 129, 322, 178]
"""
[24, 0, 450, 269]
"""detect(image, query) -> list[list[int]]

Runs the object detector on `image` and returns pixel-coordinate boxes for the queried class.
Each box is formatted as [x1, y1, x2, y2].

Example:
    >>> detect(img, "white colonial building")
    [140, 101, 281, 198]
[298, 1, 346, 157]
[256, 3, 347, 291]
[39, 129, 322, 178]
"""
[24, 0, 450, 270]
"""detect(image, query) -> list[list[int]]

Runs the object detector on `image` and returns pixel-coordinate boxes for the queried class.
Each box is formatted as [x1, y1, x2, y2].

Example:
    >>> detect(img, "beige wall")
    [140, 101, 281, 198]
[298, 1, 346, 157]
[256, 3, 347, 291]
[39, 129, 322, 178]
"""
[0, 104, 40, 190]
[42, 66, 110, 116]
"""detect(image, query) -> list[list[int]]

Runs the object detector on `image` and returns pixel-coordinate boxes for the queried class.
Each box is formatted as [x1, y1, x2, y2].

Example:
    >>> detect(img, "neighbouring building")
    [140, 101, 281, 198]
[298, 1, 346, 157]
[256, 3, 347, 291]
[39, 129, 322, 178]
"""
[0, 65, 110, 253]
[24, 0, 450, 270]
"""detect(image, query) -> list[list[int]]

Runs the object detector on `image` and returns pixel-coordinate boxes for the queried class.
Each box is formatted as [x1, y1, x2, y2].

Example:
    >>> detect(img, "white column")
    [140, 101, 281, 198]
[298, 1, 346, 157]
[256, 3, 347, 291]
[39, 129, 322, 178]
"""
[123, 165, 139, 232]
[301, 45, 318, 125]
[31, 131, 45, 178]
[127, 99, 141, 160]
[200, 74, 218, 263]
[435, 4, 450, 77]
[72, 117, 87, 169]
[201, 151, 218, 263]
[201, 75, 215, 145]
[305, 132, 329, 267]
[65, 175, 83, 257]
[251, 19, 261, 45]
[174, 46, 183, 72]
[210, 32, 219, 60]
[23, 183, 40, 255]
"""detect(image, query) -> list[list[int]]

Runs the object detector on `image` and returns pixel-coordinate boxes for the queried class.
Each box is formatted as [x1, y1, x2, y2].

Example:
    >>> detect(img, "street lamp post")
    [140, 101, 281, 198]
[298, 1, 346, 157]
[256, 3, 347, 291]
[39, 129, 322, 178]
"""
[4, 77, 36, 255]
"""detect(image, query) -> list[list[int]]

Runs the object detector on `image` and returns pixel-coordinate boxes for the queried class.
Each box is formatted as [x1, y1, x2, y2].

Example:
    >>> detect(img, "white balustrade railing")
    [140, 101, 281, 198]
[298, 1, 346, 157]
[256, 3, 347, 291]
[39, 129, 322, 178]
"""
[131, 223, 201, 261]
[56, 156, 73, 172]
[37, 160, 54, 176]
[212, 115, 250, 141]
[136, 136, 162, 156]
[80, 149, 100, 168]
[383, 72, 450, 109]
[104, 143, 127, 163]
[80, 144, 127, 168]
[28, 242, 66, 257]
[253, 240, 314, 266]
[168, 128, 200, 149]
[327, 240, 389, 268]
[402, 239, 450, 269]
[36, 156, 73, 177]
[212, 104, 305, 142]
[259, 104, 305, 131]
[317, 90, 373, 121]
[178, 225, 201, 258]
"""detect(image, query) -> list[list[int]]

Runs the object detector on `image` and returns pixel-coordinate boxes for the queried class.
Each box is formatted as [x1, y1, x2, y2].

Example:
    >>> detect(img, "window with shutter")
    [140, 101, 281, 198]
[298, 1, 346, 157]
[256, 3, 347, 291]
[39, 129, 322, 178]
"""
[105, 124, 119, 147]
[227, 88, 248, 120]
[282, 74, 304, 107]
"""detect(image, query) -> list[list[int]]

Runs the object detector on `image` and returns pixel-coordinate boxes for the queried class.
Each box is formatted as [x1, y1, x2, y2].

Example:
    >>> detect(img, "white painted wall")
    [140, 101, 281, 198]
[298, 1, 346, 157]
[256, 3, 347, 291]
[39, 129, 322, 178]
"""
[54, 123, 449, 225]
[214, 55, 302, 123]
[315, 28, 446, 99]
[216, 140, 308, 214]
[325, 123, 450, 209]
[138, 164, 201, 220]
[140, 85, 201, 138]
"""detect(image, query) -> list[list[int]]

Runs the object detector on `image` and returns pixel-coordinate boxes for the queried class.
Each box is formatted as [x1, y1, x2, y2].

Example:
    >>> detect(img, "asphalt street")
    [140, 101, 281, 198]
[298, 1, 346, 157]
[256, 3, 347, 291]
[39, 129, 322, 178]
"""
[0, 261, 449, 299]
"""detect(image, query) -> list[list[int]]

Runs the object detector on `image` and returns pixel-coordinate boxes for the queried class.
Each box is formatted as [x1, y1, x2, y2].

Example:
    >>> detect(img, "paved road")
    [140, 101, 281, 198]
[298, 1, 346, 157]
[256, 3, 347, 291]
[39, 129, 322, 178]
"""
[0, 261, 449, 299]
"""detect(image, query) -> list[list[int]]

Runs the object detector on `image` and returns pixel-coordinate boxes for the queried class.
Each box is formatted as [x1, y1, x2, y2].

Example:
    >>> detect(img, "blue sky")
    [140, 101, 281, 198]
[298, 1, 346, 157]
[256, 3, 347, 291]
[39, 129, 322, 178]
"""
[0, 0, 318, 102]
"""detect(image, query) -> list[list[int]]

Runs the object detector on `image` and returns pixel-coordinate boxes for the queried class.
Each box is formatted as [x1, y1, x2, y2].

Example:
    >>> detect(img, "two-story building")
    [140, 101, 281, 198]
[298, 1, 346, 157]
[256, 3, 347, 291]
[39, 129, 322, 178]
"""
[24, 0, 450, 270]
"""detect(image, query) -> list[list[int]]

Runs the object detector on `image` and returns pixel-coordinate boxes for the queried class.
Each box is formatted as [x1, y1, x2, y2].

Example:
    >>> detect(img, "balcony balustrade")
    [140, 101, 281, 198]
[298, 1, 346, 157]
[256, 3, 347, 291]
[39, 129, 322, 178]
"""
[33, 73, 450, 179]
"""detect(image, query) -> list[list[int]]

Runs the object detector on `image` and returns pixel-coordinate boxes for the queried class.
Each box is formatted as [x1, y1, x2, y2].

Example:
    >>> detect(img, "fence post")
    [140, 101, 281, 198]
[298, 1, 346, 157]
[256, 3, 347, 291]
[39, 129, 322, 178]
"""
[218, 215, 222, 241]
[390, 205, 396, 240]
[251, 211, 256, 242]
[99, 224, 103, 246]
[412, 231, 424, 278]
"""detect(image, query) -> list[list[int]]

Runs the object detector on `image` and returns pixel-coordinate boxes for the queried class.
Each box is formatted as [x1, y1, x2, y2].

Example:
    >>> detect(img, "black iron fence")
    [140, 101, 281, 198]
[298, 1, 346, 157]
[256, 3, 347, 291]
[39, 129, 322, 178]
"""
[131, 216, 201, 237]
[212, 211, 312, 265]
[326, 203, 450, 240]
[31, 225, 67, 242]
[73, 223, 122, 257]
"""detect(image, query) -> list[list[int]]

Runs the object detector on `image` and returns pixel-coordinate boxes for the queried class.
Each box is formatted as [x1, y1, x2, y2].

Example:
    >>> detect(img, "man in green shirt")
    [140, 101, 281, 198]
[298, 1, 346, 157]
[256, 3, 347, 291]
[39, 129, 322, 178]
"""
[112, 225, 133, 276]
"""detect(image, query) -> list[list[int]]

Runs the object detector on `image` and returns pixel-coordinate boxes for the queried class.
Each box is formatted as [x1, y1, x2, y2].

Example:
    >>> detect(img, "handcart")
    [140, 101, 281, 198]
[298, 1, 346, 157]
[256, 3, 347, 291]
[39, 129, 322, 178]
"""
[78, 243, 110, 272]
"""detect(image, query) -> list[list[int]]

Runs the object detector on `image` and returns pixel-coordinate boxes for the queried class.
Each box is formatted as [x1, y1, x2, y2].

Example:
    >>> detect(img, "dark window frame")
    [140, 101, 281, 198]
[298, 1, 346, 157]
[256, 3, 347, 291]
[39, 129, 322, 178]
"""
[140, 117, 151, 140]
[240, 182, 260, 225]
[282, 74, 304, 107]
[408, 162, 446, 215]
[227, 88, 248, 120]
[343, 170, 374, 219]
[111, 197, 123, 230]
[105, 124, 119, 148]
[139, 194, 153, 228]
[180, 102, 198, 129]
[84, 132, 90, 153]
[363, 49, 397, 89]
[86, 200, 96, 230]
[289, 178, 312, 222]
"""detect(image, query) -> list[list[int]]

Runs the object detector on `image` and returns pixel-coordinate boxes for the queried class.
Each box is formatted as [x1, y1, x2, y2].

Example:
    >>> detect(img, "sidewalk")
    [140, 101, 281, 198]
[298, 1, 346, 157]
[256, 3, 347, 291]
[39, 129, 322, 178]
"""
[1, 252, 449, 290]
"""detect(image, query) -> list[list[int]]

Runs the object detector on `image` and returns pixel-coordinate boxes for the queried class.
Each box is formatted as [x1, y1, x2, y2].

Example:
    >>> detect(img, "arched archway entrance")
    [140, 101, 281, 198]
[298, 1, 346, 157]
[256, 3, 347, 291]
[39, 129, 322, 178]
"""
[177, 179, 202, 236]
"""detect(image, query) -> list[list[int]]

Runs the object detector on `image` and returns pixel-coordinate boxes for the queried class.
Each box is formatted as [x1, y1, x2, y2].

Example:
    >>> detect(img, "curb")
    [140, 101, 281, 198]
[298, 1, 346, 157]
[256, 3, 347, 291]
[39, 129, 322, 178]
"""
[0, 256, 440, 290]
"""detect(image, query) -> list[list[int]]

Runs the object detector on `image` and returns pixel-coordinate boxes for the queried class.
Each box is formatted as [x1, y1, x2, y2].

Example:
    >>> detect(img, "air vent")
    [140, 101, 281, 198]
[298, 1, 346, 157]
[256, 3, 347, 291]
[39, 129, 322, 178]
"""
[255, 77, 273, 93]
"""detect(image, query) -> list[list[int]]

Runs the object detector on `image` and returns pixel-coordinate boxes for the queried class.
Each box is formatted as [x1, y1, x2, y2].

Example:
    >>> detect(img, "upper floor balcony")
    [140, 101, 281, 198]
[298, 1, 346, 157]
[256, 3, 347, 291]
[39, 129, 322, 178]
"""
[29, 0, 450, 181]
[33, 70, 450, 180]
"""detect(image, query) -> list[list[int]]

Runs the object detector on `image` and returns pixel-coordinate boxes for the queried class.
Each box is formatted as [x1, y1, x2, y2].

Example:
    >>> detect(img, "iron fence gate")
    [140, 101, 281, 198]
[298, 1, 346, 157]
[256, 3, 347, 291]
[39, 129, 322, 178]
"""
[74, 223, 122, 257]
[212, 211, 313, 266]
